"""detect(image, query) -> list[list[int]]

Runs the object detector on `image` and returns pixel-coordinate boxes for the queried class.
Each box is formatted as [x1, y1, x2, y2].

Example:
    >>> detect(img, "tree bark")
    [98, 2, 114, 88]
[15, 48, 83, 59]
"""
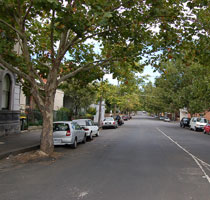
[98, 96, 103, 127]
[40, 97, 55, 155]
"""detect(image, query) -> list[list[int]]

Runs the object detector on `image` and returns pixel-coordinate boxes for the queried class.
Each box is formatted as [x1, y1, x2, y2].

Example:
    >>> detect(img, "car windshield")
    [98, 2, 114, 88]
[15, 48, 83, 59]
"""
[197, 118, 207, 123]
[53, 123, 69, 131]
[105, 117, 114, 121]
[88, 120, 94, 126]
[74, 120, 86, 126]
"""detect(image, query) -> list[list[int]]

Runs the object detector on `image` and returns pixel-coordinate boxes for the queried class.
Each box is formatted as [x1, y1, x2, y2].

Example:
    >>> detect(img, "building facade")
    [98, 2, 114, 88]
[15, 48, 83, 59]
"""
[0, 69, 20, 137]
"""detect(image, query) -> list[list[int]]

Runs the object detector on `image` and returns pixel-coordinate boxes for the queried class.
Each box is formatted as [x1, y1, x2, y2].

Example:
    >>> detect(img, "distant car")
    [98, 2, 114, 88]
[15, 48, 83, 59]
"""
[53, 121, 86, 148]
[164, 117, 170, 122]
[73, 119, 99, 140]
[159, 116, 164, 120]
[204, 123, 210, 134]
[122, 115, 129, 121]
[180, 117, 191, 128]
[190, 117, 208, 131]
[102, 117, 118, 129]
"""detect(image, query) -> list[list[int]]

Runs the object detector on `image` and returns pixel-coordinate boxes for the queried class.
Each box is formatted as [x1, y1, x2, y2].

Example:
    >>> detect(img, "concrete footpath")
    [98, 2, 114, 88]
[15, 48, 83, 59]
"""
[0, 130, 41, 160]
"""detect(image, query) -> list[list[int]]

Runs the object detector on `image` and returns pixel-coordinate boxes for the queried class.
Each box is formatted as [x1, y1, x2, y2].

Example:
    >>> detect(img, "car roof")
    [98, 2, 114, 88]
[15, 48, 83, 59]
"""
[53, 121, 72, 123]
[73, 119, 90, 121]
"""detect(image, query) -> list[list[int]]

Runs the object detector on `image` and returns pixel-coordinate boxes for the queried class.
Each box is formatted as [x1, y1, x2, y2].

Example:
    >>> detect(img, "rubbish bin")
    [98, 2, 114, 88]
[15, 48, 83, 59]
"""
[20, 116, 28, 130]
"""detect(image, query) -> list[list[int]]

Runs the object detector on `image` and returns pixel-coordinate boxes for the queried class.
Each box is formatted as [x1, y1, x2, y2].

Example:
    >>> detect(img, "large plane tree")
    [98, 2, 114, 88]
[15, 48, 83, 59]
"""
[0, 0, 189, 154]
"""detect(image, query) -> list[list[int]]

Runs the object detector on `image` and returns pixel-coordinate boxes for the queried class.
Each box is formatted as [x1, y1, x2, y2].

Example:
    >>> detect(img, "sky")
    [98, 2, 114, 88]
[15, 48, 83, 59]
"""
[104, 65, 160, 85]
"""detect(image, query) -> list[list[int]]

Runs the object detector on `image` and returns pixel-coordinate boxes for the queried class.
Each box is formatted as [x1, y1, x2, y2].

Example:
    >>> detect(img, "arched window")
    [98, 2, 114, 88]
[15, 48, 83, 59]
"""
[2, 74, 11, 110]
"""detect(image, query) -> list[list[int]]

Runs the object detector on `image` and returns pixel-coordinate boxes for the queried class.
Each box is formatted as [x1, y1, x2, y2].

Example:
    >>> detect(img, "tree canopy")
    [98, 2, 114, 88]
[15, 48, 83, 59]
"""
[0, 0, 201, 154]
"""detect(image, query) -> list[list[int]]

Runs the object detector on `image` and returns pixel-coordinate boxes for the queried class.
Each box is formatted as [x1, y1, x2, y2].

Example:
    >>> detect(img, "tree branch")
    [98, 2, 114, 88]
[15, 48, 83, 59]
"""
[50, 9, 55, 62]
[36, 60, 51, 69]
[0, 18, 24, 39]
[0, 56, 45, 89]
[30, 67, 46, 86]
[22, 0, 33, 30]
[57, 57, 113, 85]
[0, 55, 31, 82]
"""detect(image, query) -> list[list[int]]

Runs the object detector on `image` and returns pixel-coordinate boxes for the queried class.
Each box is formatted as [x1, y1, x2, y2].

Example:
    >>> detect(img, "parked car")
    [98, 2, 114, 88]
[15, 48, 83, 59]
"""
[122, 115, 129, 121]
[102, 117, 118, 129]
[190, 117, 208, 131]
[53, 121, 86, 148]
[180, 117, 191, 128]
[204, 122, 210, 134]
[73, 119, 99, 140]
[159, 116, 164, 120]
[164, 117, 170, 122]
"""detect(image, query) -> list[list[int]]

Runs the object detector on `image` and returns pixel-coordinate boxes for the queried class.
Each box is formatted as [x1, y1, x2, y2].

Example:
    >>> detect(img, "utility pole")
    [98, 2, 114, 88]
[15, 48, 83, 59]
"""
[98, 77, 103, 127]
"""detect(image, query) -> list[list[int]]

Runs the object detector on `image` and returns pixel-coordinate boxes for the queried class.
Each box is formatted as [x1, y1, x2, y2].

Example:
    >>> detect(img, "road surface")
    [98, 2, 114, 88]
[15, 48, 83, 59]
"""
[1, 115, 210, 200]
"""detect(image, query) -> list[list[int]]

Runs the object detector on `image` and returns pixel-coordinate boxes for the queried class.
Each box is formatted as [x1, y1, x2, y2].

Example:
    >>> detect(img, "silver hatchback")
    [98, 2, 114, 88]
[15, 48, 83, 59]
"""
[53, 121, 86, 148]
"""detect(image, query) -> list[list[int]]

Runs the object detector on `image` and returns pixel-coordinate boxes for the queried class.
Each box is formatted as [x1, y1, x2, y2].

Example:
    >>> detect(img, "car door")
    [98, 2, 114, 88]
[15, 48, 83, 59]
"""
[191, 118, 197, 129]
[88, 120, 98, 134]
[74, 122, 84, 142]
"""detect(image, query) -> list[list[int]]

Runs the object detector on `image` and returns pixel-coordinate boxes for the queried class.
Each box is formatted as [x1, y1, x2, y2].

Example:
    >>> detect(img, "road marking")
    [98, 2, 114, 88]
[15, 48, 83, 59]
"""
[0, 142, 5, 145]
[157, 128, 210, 184]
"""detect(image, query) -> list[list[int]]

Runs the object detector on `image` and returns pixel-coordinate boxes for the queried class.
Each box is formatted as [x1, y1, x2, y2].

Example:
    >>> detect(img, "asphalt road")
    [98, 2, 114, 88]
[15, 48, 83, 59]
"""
[1, 115, 210, 200]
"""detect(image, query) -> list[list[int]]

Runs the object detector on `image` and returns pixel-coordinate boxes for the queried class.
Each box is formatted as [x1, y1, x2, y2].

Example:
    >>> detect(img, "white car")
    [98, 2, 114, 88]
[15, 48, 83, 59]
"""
[190, 117, 208, 131]
[164, 117, 170, 122]
[53, 121, 86, 148]
[102, 117, 118, 129]
[73, 119, 99, 140]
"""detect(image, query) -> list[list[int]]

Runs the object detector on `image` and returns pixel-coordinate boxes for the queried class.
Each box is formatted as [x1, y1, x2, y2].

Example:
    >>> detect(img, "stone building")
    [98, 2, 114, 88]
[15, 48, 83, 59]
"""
[0, 69, 20, 137]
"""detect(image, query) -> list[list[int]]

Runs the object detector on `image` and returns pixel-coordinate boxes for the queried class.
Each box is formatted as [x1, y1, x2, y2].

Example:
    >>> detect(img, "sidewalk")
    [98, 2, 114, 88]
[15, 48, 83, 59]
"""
[0, 130, 41, 160]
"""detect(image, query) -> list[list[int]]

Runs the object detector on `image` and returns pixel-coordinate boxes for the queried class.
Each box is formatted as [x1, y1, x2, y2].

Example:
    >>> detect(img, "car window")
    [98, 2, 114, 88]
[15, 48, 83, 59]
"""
[197, 118, 207, 123]
[88, 120, 94, 126]
[74, 120, 86, 126]
[86, 121, 91, 126]
[105, 117, 114, 121]
[53, 123, 69, 132]
[72, 122, 81, 130]
[71, 123, 75, 130]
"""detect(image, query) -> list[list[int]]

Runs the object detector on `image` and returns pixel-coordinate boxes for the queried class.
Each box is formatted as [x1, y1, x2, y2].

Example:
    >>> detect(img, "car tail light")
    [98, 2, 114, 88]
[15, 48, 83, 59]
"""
[66, 130, 71, 136]
[113, 122, 115, 124]
[84, 128, 89, 131]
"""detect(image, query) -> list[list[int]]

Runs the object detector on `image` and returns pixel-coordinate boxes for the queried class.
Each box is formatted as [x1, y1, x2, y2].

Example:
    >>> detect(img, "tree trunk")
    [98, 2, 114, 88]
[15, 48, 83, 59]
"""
[114, 104, 117, 116]
[98, 96, 103, 127]
[40, 101, 54, 155]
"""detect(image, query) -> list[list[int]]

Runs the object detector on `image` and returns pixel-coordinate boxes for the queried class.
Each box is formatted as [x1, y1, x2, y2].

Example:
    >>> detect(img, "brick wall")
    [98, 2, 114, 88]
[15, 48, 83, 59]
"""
[204, 112, 210, 121]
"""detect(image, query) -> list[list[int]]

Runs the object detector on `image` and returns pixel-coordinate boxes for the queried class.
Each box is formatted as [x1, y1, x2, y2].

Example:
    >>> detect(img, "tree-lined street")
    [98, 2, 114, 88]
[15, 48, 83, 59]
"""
[1, 114, 210, 200]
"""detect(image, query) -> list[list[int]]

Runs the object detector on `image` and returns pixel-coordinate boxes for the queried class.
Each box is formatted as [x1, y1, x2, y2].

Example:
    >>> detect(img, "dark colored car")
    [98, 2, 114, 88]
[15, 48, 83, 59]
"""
[204, 123, 210, 134]
[122, 115, 129, 121]
[115, 115, 124, 126]
[180, 117, 191, 128]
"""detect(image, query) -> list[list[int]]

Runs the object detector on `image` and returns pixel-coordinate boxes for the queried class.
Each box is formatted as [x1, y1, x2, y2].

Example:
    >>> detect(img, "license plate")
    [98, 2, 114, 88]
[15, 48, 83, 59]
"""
[54, 139, 61, 143]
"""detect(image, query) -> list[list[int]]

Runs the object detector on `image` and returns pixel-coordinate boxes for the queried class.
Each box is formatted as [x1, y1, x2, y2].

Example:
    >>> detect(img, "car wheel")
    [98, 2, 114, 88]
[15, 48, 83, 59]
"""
[82, 134, 87, 143]
[71, 138, 77, 149]
[195, 127, 197, 131]
[96, 131, 100, 137]
[89, 132, 93, 140]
